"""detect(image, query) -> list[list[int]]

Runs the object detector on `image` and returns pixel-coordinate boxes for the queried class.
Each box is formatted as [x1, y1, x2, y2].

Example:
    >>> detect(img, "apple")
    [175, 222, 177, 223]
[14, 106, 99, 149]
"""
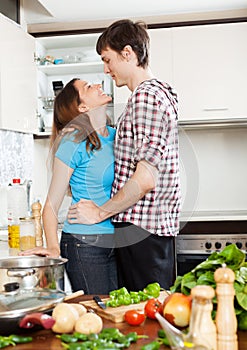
[163, 292, 192, 328]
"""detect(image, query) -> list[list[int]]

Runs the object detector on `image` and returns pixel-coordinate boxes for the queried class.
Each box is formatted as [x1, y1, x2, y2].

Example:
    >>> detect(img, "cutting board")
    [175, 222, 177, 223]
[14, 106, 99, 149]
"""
[80, 290, 169, 323]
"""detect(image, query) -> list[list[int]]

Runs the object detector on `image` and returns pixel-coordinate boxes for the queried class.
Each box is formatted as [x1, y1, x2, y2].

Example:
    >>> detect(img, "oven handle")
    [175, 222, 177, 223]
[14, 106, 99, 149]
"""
[177, 254, 210, 262]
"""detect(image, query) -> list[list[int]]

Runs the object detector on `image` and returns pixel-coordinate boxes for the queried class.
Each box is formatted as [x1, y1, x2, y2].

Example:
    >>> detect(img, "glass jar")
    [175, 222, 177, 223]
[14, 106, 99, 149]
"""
[19, 217, 36, 251]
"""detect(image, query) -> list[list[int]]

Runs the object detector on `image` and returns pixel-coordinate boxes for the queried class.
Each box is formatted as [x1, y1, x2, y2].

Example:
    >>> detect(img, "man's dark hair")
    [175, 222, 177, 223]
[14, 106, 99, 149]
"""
[96, 19, 150, 68]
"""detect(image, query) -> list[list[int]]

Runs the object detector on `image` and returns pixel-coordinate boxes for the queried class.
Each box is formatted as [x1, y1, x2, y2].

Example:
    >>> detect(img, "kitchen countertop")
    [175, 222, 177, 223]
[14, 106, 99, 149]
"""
[0, 231, 11, 258]
[180, 210, 247, 222]
[3, 294, 247, 350]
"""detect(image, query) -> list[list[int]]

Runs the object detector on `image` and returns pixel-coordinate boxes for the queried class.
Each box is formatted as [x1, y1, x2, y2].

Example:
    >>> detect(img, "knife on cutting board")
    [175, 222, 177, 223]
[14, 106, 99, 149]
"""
[93, 295, 107, 309]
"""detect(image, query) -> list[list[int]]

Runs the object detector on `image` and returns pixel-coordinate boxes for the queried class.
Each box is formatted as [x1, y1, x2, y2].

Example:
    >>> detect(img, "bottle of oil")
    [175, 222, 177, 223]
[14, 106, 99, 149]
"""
[7, 178, 28, 250]
[7, 213, 20, 249]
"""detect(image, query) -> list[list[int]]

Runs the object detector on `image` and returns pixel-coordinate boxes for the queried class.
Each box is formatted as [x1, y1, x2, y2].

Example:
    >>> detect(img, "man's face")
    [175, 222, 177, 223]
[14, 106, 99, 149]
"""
[100, 47, 129, 88]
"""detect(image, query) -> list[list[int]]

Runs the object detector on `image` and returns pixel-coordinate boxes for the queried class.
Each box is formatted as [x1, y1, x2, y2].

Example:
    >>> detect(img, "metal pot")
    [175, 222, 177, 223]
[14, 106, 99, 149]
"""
[0, 256, 68, 292]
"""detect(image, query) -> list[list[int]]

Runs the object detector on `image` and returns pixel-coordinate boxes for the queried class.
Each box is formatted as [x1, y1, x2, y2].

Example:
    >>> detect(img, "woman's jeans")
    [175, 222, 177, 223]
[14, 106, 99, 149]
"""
[60, 232, 118, 295]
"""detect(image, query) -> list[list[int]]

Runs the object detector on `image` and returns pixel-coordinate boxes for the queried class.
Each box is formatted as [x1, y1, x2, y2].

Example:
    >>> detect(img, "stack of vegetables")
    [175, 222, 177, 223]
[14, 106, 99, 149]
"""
[170, 243, 247, 330]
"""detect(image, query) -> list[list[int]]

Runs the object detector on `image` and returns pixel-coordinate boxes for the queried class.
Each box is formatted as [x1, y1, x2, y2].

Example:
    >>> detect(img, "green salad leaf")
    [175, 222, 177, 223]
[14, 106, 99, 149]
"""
[170, 243, 247, 329]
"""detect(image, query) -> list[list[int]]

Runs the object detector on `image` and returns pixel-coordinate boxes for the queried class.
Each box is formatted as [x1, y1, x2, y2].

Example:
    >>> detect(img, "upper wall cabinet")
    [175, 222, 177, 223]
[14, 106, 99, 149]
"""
[35, 33, 115, 128]
[0, 14, 37, 133]
[35, 33, 103, 77]
[113, 28, 174, 123]
[149, 28, 173, 86]
[172, 22, 247, 122]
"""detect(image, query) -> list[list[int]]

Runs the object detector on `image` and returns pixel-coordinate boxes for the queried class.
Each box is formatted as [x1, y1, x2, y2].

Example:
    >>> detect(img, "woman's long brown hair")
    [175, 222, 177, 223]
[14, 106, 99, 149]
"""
[49, 78, 101, 166]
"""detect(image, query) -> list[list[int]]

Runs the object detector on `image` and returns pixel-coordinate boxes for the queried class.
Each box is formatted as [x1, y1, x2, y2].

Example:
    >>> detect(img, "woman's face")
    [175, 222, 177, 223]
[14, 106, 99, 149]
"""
[74, 79, 112, 111]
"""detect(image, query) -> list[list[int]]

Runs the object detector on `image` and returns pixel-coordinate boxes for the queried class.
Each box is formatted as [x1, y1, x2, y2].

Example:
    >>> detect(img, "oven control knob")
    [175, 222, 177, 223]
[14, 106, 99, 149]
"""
[215, 242, 221, 249]
[226, 242, 232, 246]
[236, 242, 242, 249]
[205, 242, 212, 249]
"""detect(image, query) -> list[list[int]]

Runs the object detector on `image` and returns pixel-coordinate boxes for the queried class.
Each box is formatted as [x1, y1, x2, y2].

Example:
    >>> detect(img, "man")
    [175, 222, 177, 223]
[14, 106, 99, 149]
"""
[68, 19, 181, 291]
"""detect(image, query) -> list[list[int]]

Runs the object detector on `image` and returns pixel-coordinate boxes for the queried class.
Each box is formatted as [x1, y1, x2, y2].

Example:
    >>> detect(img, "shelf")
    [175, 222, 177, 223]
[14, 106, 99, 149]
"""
[36, 33, 100, 50]
[33, 131, 51, 139]
[37, 61, 103, 75]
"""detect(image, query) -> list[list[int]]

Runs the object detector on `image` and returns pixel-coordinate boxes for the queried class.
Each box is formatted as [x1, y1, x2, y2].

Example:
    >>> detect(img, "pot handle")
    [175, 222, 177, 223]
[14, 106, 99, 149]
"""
[7, 269, 35, 278]
[19, 312, 55, 329]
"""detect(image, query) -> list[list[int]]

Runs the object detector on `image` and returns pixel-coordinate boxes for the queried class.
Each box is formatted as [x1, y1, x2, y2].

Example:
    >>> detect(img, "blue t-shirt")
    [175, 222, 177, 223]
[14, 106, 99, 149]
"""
[55, 126, 116, 234]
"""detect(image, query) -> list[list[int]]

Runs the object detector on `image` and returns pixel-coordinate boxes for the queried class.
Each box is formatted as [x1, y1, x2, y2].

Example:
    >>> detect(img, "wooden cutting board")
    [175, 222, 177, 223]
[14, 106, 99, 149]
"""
[80, 290, 169, 323]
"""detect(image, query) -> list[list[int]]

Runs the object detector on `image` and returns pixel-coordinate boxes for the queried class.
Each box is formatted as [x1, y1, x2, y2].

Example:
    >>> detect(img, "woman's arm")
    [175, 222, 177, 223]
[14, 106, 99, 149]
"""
[20, 158, 73, 257]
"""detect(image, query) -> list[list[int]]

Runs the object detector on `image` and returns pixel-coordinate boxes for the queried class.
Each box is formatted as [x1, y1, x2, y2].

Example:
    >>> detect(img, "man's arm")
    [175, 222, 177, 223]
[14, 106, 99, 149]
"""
[67, 160, 158, 224]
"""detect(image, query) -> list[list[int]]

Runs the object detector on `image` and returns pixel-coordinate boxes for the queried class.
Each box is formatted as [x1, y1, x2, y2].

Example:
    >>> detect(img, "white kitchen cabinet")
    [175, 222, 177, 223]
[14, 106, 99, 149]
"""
[172, 22, 247, 122]
[0, 14, 37, 133]
[35, 33, 115, 128]
[113, 28, 174, 122]
[149, 28, 173, 85]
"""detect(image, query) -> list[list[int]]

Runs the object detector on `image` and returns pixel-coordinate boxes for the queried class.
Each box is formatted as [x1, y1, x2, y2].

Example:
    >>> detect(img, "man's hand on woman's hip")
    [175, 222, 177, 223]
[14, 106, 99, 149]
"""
[68, 198, 101, 224]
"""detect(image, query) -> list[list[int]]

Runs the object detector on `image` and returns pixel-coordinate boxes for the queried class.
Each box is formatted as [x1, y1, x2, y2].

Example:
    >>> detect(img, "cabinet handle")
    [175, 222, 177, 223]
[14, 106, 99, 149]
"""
[203, 108, 229, 111]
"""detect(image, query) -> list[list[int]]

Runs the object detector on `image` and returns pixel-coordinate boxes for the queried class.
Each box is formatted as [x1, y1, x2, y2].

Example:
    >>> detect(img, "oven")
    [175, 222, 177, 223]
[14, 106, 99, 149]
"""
[176, 221, 247, 276]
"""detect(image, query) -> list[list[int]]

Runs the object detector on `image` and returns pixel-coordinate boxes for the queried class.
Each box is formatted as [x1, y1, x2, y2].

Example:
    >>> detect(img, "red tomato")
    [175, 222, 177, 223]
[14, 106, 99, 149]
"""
[144, 298, 163, 319]
[124, 310, 146, 326]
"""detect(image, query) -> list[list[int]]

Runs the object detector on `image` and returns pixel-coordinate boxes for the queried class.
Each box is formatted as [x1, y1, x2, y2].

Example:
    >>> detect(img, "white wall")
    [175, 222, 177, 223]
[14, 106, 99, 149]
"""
[32, 138, 50, 205]
[33, 138, 72, 223]
[179, 127, 247, 218]
[32, 126, 247, 221]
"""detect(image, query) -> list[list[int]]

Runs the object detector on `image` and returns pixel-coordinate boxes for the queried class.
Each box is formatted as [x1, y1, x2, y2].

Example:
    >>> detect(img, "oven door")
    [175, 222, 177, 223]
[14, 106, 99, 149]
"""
[176, 253, 210, 276]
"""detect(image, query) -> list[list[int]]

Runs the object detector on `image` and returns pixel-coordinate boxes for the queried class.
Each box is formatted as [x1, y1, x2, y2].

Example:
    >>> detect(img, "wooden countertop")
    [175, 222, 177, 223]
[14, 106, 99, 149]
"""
[6, 294, 247, 350]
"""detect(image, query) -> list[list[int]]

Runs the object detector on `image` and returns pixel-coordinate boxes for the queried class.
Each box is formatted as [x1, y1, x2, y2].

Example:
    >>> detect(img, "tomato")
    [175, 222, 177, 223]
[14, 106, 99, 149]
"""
[124, 310, 146, 326]
[144, 298, 163, 319]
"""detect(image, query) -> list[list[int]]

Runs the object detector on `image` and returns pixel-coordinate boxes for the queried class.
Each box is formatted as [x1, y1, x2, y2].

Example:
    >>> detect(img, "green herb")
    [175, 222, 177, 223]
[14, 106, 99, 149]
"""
[0, 335, 32, 348]
[170, 243, 247, 330]
[157, 329, 170, 346]
[60, 328, 148, 349]
[141, 340, 161, 350]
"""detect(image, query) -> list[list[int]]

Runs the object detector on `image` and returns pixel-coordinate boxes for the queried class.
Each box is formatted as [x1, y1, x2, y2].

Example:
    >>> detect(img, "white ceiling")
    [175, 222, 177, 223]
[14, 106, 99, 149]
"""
[23, 0, 247, 25]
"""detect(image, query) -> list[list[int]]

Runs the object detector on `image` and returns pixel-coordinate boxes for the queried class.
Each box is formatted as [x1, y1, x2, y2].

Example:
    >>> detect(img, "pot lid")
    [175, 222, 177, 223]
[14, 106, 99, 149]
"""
[0, 289, 66, 318]
[0, 256, 68, 269]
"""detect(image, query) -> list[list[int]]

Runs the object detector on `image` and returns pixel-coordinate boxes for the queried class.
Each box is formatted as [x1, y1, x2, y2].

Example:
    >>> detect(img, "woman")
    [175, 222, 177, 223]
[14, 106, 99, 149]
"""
[19, 78, 118, 294]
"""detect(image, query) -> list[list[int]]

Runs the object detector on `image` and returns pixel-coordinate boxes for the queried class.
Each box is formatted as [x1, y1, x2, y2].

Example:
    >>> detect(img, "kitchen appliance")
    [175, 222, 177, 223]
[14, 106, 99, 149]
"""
[176, 221, 247, 276]
[52, 81, 64, 96]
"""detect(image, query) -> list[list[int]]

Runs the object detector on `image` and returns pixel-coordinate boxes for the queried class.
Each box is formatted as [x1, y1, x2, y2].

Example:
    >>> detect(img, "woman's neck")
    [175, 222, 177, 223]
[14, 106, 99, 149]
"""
[88, 105, 108, 136]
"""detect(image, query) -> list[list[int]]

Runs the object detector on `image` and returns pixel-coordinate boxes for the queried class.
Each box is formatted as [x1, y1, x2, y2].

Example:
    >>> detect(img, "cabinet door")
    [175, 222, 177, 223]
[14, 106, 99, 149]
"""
[149, 28, 173, 86]
[172, 22, 247, 121]
[0, 14, 37, 133]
